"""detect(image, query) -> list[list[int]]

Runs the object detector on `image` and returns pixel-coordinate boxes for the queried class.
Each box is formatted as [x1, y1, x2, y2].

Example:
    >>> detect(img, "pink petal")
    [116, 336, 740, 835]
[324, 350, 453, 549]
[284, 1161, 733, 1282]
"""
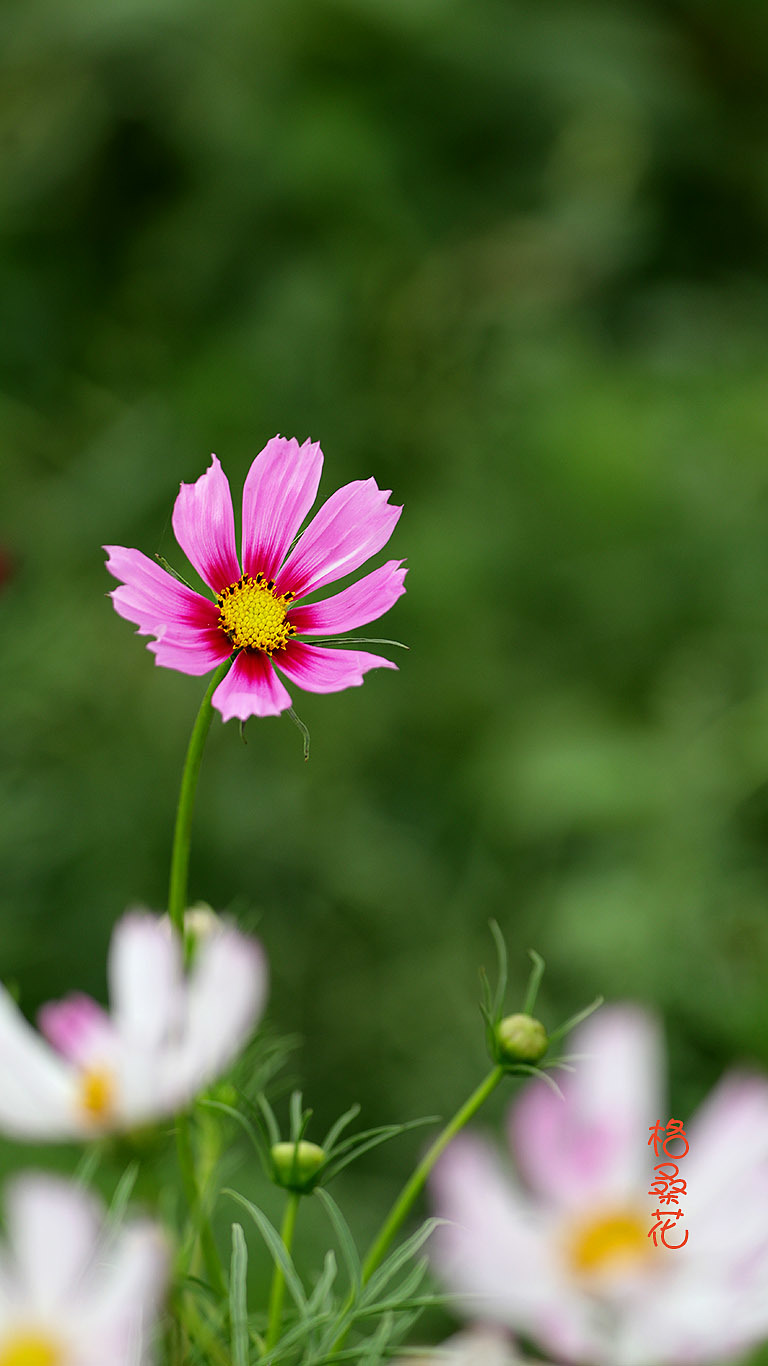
[0, 988, 77, 1140]
[510, 1005, 664, 1211]
[288, 560, 407, 635]
[174, 929, 268, 1098]
[211, 651, 292, 721]
[5, 1175, 102, 1308]
[241, 435, 324, 582]
[277, 641, 397, 694]
[171, 454, 241, 593]
[108, 912, 183, 1050]
[104, 545, 220, 635]
[84, 1220, 169, 1351]
[147, 628, 231, 676]
[430, 1136, 566, 1329]
[37, 993, 115, 1067]
[678, 1073, 768, 1264]
[274, 478, 402, 599]
[684, 1072, 768, 1207]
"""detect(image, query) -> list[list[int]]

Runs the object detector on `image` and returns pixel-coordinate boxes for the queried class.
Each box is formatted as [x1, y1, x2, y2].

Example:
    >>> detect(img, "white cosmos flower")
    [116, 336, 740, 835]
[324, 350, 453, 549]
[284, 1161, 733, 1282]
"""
[430, 1005, 768, 1366]
[0, 1172, 167, 1365]
[0, 911, 267, 1139]
[398, 1327, 525, 1366]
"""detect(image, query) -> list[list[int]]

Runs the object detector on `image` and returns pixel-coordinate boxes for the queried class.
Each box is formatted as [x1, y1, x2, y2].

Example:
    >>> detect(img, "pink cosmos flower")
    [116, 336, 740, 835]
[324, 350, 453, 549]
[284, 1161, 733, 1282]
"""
[0, 1172, 166, 1365]
[104, 437, 406, 721]
[431, 1006, 768, 1366]
[397, 1328, 524, 1366]
[0, 911, 267, 1140]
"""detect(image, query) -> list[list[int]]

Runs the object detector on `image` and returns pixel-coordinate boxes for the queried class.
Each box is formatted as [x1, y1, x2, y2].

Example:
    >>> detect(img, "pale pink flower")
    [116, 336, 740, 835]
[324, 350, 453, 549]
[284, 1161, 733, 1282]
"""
[397, 1328, 524, 1366]
[431, 1006, 768, 1366]
[0, 1172, 166, 1365]
[104, 437, 406, 721]
[0, 911, 267, 1140]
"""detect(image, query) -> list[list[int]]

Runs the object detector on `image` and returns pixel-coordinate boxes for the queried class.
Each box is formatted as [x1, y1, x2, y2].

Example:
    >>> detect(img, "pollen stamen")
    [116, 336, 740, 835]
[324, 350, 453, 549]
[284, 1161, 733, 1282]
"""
[217, 573, 296, 655]
[78, 1067, 116, 1124]
[564, 1208, 652, 1278]
[0, 1331, 63, 1366]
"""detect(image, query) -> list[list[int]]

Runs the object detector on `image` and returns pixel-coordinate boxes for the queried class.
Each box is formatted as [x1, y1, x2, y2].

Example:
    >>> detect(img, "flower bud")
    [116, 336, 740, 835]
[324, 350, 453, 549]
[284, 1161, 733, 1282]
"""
[183, 904, 222, 941]
[270, 1140, 326, 1191]
[495, 1013, 548, 1064]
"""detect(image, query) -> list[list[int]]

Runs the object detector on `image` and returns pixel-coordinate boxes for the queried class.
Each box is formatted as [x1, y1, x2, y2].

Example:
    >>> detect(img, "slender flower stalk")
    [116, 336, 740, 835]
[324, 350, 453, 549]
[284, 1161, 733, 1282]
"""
[176, 1105, 228, 1298]
[265, 1191, 301, 1351]
[168, 658, 232, 936]
[167, 660, 239, 1297]
[361, 1066, 504, 1283]
[326, 1066, 505, 1360]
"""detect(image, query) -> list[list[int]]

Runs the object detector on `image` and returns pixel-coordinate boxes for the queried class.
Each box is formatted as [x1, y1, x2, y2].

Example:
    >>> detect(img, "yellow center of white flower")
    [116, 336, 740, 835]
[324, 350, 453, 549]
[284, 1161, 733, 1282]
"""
[78, 1066, 115, 1123]
[217, 573, 296, 654]
[0, 1332, 63, 1366]
[564, 1207, 652, 1279]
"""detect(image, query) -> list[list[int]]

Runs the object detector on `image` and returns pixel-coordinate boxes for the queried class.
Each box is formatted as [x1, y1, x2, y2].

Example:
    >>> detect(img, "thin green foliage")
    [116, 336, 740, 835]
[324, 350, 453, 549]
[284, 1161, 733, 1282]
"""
[224, 1192, 309, 1318]
[314, 1188, 362, 1293]
[229, 1223, 249, 1366]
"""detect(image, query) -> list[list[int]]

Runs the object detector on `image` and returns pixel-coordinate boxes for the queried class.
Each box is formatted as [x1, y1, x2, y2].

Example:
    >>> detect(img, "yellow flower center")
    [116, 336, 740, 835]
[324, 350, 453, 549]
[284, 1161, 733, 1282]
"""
[0, 1332, 63, 1366]
[217, 573, 296, 654]
[78, 1066, 115, 1123]
[564, 1208, 653, 1279]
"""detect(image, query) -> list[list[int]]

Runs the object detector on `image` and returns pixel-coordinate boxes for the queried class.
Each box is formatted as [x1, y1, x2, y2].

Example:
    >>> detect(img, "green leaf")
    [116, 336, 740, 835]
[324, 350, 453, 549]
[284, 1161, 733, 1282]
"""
[362, 1219, 443, 1303]
[108, 1162, 139, 1226]
[229, 1223, 249, 1366]
[321, 1102, 361, 1152]
[322, 1116, 439, 1183]
[154, 553, 195, 590]
[315, 1188, 362, 1293]
[286, 707, 311, 761]
[548, 994, 604, 1044]
[301, 637, 409, 650]
[200, 1097, 262, 1152]
[289, 1089, 305, 1142]
[223, 1191, 308, 1317]
[522, 948, 545, 1017]
[307, 1248, 338, 1317]
[328, 1114, 438, 1160]
[256, 1093, 281, 1148]
[488, 920, 508, 1020]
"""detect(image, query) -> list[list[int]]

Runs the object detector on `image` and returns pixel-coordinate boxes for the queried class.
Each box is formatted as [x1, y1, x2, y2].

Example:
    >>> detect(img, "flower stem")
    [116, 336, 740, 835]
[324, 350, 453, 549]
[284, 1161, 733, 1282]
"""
[176, 1111, 227, 1298]
[168, 659, 232, 935]
[361, 1065, 505, 1284]
[168, 661, 231, 1297]
[265, 1192, 301, 1351]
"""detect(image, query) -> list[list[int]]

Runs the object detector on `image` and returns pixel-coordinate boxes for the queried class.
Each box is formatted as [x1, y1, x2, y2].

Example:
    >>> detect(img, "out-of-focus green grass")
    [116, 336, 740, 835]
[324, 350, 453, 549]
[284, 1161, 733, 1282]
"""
[3, 0, 768, 1327]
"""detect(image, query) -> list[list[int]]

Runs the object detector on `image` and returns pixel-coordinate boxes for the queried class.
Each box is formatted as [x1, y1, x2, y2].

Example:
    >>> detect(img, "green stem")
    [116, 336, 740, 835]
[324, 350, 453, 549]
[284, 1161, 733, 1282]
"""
[168, 660, 231, 1296]
[360, 1065, 504, 1283]
[176, 1112, 227, 1298]
[168, 659, 232, 934]
[265, 1192, 301, 1351]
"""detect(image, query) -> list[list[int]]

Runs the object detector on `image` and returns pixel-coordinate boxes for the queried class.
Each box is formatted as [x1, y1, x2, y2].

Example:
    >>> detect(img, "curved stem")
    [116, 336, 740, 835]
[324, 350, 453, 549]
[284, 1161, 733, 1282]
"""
[361, 1065, 504, 1283]
[265, 1192, 301, 1351]
[168, 659, 232, 934]
[168, 660, 231, 1296]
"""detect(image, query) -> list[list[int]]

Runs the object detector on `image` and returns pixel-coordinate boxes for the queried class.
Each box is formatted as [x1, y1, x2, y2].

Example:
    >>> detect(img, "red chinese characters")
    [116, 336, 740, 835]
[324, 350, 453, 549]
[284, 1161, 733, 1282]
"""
[648, 1120, 689, 1248]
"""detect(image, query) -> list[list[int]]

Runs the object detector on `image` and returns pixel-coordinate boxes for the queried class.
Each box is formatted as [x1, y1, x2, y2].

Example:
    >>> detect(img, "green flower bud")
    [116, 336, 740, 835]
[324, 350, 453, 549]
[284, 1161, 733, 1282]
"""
[270, 1140, 326, 1190]
[495, 1013, 548, 1064]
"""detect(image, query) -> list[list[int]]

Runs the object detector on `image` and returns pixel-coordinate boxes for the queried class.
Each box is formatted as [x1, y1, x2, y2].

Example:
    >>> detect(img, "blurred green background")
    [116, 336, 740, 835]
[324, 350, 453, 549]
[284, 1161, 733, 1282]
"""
[4, 0, 768, 1329]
